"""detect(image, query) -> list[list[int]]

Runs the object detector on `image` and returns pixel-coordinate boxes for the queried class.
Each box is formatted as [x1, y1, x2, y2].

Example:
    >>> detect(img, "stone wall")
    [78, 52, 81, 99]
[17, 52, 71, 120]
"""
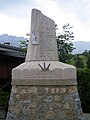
[6, 85, 84, 120]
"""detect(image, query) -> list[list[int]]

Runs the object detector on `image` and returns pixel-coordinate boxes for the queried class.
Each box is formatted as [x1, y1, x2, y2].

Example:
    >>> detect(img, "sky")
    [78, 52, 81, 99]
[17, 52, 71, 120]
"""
[0, 0, 90, 41]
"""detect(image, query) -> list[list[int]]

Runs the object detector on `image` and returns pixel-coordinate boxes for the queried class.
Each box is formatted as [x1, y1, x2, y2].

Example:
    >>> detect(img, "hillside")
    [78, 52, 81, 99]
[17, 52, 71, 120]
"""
[0, 34, 25, 47]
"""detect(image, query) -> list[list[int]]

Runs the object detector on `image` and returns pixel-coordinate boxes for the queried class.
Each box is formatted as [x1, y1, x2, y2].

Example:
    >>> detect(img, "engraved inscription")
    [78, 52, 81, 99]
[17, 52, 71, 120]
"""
[39, 31, 55, 59]
[39, 31, 46, 58]
[26, 9, 59, 61]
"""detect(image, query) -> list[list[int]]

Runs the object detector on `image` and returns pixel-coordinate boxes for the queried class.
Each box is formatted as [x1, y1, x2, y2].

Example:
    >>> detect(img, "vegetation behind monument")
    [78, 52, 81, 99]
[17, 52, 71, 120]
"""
[77, 68, 90, 113]
[57, 23, 74, 63]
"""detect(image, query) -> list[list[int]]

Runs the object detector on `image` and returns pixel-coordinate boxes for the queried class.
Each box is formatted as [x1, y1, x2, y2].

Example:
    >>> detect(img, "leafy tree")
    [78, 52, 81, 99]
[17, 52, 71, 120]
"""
[19, 33, 30, 52]
[87, 55, 90, 69]
[74, 55, 84, 68]
[0, 79, 11, 109]
[57, 23, 74, 63]
[19, 39, 29, 52]
[77, 68, 90, 112]
[89, 50, 90, 54]
[82, 50, 89, 57]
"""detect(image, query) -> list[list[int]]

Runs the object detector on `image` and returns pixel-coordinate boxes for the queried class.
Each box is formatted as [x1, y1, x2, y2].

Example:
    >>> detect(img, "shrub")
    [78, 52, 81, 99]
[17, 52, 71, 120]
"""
[0, 90, 10, 109]
[87, 55, 90, 69]
[74, 56, 84, 68]
[77, 68, 90, 113]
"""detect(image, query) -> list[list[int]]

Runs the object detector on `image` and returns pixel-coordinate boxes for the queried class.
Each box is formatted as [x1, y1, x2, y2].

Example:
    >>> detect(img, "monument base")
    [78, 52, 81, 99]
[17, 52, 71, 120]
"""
[6, 61, 85, 120]
[6, 85, 85, 120]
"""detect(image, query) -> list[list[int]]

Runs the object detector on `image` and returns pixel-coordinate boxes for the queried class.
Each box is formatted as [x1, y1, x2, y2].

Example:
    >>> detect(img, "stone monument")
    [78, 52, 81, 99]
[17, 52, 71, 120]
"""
[6, 9, 85, 120]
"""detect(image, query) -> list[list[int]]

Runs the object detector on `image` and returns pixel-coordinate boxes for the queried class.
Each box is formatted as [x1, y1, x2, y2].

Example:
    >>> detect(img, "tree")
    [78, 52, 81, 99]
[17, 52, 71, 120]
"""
[82, 50, 89, 57]
[87, 55, 90, 69]
[19, 39, 29, 52]
[57, 23, 74, 63]
[77, 68, 90, 112]
[19, 33, 30, 52]
[74, 55, 84, 68]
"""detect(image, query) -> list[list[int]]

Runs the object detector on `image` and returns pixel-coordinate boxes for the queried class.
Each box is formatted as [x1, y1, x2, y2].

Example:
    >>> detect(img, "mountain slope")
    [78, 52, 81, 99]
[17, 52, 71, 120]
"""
[0, 34, 25, 47]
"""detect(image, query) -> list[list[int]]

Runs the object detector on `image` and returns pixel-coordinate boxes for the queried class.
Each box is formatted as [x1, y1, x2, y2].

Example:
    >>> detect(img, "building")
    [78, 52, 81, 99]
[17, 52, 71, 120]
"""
[0, 43, 26, 119]
[0, 43, 26, 80]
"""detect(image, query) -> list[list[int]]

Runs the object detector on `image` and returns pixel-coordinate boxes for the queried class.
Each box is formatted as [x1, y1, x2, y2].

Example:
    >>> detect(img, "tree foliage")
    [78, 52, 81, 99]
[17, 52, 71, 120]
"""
[19, 39, 29, 52]
[74, 55, 84, 68]
[19, 33, 30, 52]
[82, 50, 90, 68]
[57, 23, 75, 63]
[0, 79, 11, 108]
[82, 50, 89, 57]
[77, 68, 90, 112]
[87, 55, 90, 69]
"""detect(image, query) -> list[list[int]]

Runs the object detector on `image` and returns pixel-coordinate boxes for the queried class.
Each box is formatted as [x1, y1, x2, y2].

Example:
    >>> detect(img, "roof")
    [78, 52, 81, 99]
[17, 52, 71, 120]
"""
[0, 43, 26, 58]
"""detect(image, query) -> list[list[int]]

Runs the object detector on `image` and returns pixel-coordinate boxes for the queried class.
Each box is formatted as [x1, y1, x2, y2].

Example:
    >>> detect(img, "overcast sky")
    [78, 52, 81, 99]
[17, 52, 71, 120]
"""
[0, 0, 90, 41]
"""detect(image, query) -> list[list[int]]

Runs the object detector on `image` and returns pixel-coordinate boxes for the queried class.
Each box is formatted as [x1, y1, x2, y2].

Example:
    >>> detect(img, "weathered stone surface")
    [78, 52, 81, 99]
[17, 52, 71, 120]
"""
[60, 87, 66, 93]
[19, 89, 27, 94]
[63, 102, 70, 109]
[50, 88, 55, 94]
[12, 61, 77, 85]
[46, 110, 56, 119]
[56, 88, 59, 93]
[54, 95, 61, 101]
[68, 86, 77, 93]
[11, 86, 18, 93]
[26, 9, 58, 61]
[27, 87, 37, 94]
[57, 110, 66, 119]
[6, 86, 85, 120]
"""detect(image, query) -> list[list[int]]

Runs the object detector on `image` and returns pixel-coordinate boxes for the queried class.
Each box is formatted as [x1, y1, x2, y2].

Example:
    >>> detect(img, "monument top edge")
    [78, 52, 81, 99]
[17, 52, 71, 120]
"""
[31, 8, 55, 23]
[32, 8, 41, 12]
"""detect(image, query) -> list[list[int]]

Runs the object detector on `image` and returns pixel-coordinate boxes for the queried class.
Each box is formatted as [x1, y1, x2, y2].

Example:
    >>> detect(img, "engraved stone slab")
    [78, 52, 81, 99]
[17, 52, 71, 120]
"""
[26, 9, 59, 61]
[12, 61, 77, 85]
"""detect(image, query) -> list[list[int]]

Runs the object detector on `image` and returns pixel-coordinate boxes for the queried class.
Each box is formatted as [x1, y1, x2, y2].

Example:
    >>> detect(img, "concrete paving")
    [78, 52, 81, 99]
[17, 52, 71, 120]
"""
[84, 114, 90, 120]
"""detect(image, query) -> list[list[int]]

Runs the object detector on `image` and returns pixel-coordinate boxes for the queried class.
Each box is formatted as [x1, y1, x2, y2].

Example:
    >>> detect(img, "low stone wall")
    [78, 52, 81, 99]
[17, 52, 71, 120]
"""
[6, 85, 85, 120]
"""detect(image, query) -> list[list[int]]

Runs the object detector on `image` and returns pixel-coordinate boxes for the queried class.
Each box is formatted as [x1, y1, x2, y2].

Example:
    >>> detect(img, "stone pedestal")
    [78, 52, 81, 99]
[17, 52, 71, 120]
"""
[6, 85, 84, 120]
[6, 61, 85, 120]
[6, 9, 85, 120]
